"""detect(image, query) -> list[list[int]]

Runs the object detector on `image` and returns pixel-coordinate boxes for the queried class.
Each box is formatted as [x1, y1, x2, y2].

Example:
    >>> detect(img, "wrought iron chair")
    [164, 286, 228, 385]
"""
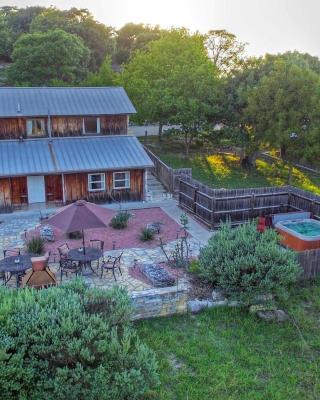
[90, 239, 104, 267]
[3, 248, 21, 258]
[1, 249, 21, 285]
[100, 252, 123, 281]
[59, 258, 81, 281]
[57, 243, 70, 261]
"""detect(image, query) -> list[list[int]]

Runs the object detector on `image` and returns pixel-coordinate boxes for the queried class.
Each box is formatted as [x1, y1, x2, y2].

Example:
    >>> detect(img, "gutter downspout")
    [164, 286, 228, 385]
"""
[61, 174, 66, 204]
[48, 109, 52, 139]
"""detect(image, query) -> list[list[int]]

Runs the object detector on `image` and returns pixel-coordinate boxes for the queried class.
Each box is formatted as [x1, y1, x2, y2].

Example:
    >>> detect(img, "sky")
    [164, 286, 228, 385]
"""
[2, 0, 320, 57]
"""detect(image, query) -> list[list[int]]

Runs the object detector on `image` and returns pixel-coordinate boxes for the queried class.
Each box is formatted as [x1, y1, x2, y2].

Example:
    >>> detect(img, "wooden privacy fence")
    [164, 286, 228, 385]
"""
[178, 174, 314, 227]
[298, 249, 320, 280]
[144, 146, 320, 227]
[144, 146, 191, 193]
[179, 177, 320, 227]
[179, 176, 320, 228]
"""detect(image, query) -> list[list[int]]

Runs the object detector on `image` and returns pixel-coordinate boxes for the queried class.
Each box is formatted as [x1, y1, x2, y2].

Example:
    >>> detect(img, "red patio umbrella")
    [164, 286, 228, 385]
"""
[47, 200, 115, 253]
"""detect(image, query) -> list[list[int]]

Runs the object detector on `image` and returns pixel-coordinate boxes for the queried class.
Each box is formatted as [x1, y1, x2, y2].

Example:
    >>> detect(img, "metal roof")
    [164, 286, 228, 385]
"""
[0, 136, 153, 177]
[0, 87, 136, 117]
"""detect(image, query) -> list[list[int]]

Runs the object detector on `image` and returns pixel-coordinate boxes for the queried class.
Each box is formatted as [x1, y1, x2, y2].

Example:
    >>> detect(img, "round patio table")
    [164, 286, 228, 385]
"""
[0, 255, 32, 287]
[68, 247, 102, 275]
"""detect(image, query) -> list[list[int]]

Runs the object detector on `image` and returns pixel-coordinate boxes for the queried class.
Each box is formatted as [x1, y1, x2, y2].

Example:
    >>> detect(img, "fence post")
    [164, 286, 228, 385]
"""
[287, 188, 292, 211]
[193, 187, 197, 214]
[211, 197, 216, 229]
[250, 193, 255, 218]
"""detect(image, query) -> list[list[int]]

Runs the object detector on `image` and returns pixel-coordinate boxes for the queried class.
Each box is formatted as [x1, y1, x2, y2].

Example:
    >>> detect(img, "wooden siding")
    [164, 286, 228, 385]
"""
[45, 175, 63, 202]
[64, 170, 144, 203]
[0, 178, 11, 207]
[100, 116, 127, 135]
[0, 118, 26, 139]
[0, 115, 128, 139]
[0, 170, 144, 208]
[51, 117, 83, 137]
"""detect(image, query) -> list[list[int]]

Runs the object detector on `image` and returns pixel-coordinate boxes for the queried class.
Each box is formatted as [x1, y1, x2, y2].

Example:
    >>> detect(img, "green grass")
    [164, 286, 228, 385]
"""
[141, 137, 320, 194]
[137, 283, 320, 400]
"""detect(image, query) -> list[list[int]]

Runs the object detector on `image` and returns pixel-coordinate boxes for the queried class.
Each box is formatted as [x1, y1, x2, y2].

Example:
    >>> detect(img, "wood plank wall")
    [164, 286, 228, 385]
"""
[0, 118, 26, 139]
[45, 175, 63, 202]
[0, 115, 128, 139]
[0, 170, 144, 207]
[0, 177, 28, 206]
[64, 170, 143, 203]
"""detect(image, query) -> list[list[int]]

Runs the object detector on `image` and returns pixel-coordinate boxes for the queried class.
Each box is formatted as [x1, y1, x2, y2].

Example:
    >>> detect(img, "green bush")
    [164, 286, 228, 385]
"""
[139, 227, 155, 242]
[0, 280, 158, 399]
[27, 236, 45, 255]
[198, 222, 301, 304]
[110, 211, 131, 229]
[188, 259, 200, 274]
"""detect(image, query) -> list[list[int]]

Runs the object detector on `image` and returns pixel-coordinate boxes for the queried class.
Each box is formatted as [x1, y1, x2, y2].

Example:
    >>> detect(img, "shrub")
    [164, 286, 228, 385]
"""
[0, 280, 158, 399]
[140, 227, 155, 242]
[198, 221, 301, 304]
[110, 211, 131, 229]
[27, 236, 45, 255]
[188, 259, 200, 274]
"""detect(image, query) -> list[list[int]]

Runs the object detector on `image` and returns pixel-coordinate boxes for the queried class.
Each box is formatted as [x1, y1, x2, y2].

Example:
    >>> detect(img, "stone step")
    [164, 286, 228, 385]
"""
[145, 171, 169, 202]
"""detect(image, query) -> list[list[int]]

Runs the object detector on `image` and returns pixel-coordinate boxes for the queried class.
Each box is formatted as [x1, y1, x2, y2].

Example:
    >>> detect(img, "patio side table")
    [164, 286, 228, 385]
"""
[68, 247, 102, 275]
[0, 255, 32, 287]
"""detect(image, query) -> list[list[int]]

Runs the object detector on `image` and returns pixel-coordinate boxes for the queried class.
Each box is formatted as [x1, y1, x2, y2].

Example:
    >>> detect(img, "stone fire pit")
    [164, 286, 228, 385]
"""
[138, 263, 175, 287]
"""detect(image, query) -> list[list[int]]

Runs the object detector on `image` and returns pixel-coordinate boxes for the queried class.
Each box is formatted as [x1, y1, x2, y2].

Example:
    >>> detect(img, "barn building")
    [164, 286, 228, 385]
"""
[0, 87, 153, 209]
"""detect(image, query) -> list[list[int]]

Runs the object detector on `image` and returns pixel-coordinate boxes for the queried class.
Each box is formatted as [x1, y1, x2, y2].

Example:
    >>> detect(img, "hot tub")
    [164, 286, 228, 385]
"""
[275, 219, 320, 251]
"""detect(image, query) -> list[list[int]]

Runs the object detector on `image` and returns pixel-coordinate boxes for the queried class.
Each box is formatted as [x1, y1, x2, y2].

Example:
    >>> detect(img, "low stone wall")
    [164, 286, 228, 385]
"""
[131, 285, 188, 320]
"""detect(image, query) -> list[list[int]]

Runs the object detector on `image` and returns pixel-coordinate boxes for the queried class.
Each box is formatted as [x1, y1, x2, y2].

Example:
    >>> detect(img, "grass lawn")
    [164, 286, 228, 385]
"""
[137, 283, 320, 400]
[141, 137, 320, 194]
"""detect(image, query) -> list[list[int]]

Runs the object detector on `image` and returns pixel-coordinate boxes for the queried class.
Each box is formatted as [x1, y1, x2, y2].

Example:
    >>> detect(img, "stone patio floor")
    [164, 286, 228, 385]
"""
[3, 238, 202, 292]
[0, 199, 209, 293]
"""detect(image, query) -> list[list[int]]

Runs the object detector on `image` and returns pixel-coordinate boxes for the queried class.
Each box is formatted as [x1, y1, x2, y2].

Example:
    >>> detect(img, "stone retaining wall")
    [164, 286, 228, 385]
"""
[131, 285, 188, 320]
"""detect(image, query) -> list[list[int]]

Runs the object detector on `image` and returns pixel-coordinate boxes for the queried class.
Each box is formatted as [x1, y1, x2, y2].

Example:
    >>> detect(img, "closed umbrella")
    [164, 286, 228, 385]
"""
[47, 200, 114, 253]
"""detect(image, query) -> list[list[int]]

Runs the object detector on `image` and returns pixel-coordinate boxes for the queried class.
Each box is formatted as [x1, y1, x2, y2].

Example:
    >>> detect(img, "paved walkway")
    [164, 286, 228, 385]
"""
[0, 199, 211, 256]
[103, 199, 212, 245]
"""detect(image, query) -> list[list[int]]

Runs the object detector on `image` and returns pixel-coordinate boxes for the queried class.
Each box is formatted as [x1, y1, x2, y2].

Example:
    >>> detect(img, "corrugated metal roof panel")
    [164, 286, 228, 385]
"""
[0, 140, 57, 176]
[0, 87, 136, 117]
[0, 136, 153, 177]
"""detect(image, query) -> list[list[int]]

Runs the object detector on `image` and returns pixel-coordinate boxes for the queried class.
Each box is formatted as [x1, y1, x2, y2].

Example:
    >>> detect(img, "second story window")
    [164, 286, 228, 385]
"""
[26, 119, 45, 137]
[84, 117, 100, 134]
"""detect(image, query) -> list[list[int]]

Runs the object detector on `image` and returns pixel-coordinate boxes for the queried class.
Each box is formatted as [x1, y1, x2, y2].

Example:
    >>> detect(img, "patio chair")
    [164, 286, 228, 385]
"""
[58, 243, 69, 261]
[90, 239, 104, 267]
[100, 252, 123, 281]
[1, 249, 21, 285]
[3, 248, 21, 258]
[59, 258, 81, 281]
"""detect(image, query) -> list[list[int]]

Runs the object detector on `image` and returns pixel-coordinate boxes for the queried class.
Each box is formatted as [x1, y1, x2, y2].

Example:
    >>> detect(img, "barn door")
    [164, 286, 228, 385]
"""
[27, 176, 46, 203]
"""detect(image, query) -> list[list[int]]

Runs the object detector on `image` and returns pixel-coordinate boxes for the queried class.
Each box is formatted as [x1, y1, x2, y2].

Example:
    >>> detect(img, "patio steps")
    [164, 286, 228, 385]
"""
[146, 172, 170, 201]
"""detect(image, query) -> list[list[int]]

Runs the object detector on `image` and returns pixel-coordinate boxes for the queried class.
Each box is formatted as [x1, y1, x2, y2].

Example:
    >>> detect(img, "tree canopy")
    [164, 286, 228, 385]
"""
[121, 29, 221, 153]
[7, 29, 90, 85]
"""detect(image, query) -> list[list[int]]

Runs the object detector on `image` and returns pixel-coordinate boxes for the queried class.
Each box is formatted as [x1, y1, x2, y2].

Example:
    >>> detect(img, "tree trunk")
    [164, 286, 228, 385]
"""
[280, 145, 287, 159]
[287, 163, 293, 185]
[240, 151, 258, 169]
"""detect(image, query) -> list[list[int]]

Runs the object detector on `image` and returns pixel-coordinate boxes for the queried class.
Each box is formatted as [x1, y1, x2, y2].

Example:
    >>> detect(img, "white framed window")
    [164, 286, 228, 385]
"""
[26, 119, 45, 136]
[113, 171, 130, 189]
[88, 173, 105, 192]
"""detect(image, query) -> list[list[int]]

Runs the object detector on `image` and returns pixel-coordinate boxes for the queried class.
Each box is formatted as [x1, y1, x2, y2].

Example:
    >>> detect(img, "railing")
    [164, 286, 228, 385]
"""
[144, 146, 191, 193]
